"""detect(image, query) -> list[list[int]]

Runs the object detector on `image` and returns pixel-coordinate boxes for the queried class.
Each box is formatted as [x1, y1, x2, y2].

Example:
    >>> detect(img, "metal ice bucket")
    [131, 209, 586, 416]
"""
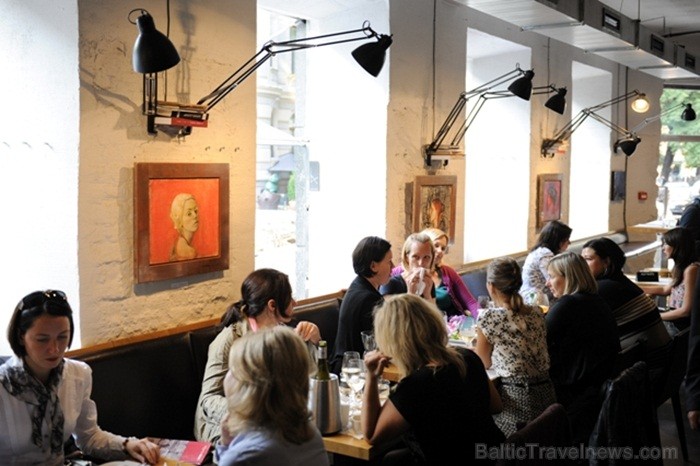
[308, 373, 342, 435]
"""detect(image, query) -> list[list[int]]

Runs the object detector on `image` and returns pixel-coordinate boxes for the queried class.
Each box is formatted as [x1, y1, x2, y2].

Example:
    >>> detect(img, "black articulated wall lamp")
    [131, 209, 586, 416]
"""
[423, 65, 566, 166]
[613, 102, 696, 156]
[129, 8, 392, 135]
[541, 90, 651, 158]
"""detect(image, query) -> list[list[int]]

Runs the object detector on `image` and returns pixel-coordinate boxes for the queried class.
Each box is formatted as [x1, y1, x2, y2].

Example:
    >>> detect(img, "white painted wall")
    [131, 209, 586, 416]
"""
[0, 0, 80, 356]
[0, 0, 663, 353]
[76, 0, 256, 345]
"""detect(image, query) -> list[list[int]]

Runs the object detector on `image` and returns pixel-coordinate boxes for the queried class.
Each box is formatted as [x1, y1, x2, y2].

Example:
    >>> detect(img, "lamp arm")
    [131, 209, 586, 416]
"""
[197, 24, 379, 112]
[550, 110, 589, 143]
[588, 89, 642, 113]
[449, 92, 505, 147]
[197, 48, 271, 111]
[424, 66, 528, 157]
[425, 93, 469, 155]
[629, 102, 685, 133]
[586, 110, 632, 136]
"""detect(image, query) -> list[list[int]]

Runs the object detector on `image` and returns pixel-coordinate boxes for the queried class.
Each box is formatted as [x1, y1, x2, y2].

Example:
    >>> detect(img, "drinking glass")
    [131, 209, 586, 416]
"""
[459, 317, 477, 347]
[341, 351, 365, 407]
[477, 295, 492, 309]
[361, 331, 377, 353]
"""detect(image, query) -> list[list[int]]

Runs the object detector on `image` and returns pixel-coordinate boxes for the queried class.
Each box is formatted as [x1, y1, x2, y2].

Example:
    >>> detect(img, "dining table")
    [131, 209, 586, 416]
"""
[322, 431, 380, 462]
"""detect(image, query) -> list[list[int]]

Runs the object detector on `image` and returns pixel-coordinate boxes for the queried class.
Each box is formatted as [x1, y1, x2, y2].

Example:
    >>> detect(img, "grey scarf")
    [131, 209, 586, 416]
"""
[0, 358, 65, 456]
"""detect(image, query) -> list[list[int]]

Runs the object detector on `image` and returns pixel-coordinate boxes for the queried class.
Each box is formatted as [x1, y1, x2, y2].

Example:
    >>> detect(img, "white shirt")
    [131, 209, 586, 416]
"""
[0, 357, 127, 466]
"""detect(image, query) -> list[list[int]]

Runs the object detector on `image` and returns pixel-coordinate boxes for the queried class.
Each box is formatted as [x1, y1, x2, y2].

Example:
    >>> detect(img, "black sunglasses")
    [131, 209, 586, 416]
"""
[18, 290, 68, 312]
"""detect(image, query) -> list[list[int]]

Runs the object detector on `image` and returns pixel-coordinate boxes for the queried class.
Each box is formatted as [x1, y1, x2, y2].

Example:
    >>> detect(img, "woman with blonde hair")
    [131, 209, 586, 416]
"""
[475, 257, 555, 436]
[421, 228, 479, 318]
[196, 269, 320, 444]
[216, 326, 328, 466]
[380, 233, 435, 303]
[362, 294, 504, 465]
[545, 251, 619, 444]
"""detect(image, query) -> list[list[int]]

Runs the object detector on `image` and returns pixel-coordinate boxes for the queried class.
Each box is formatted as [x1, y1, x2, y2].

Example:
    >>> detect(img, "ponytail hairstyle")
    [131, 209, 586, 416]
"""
[486, 257, 527, 314]
[219, 268, 293, 329]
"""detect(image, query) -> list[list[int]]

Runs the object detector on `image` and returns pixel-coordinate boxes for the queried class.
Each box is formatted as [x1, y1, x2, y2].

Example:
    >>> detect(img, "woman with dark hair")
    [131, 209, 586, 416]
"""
[0, 290, 160, 465]
[331, 236, 393, 374]
[475, 257, 555, 436]
[638, 227, 698, 335]
[581, 237, 671, 374]
[195, 269, 320, 444]
[545, 252, 619, 444]
[520, 220, 572, 302]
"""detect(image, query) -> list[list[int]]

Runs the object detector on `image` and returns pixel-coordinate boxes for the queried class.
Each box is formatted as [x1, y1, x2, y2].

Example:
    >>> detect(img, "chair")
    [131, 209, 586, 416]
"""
[589, 361, 662, 465]
[652, 327, 690, 461]
[611, 340, 646, 377]
[495, 403, 573, 465]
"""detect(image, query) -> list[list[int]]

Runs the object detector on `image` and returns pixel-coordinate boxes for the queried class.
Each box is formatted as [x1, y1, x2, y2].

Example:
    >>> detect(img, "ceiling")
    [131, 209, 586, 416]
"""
[259, 0, 700, 83]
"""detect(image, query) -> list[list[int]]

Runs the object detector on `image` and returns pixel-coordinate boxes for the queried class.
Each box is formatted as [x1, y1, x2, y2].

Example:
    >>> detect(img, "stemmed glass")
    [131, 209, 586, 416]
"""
[361, 331, 377, 355]
[341, 351, 366, 408]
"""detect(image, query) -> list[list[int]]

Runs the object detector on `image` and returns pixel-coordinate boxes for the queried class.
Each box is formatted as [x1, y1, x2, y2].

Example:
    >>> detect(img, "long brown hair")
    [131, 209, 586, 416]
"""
[486, 257, 528, 314]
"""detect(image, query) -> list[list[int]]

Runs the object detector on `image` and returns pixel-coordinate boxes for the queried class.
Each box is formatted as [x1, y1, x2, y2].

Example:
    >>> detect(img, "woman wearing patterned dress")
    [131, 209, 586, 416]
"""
[475, 257, 556, 436]
[637, 227, 698, 336]
[520, 220, 572, 302]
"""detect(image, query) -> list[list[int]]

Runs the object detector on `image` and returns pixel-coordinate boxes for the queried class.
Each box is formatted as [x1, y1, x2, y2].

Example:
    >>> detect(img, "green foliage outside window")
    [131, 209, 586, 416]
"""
[659, 88, 700, 182]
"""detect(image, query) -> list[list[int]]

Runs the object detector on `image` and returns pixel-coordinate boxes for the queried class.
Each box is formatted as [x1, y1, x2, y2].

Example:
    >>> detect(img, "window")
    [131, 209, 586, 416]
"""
[568, 62, 612, 240]
[464, 29, 530, 261]
[255, 5, 390, 298]
[656, 87, 700, 220]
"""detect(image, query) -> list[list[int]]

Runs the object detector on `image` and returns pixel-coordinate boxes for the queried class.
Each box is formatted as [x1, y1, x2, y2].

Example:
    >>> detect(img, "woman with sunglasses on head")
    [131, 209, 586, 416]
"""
[195, 268, 320, 445]
[0, 290, 160, 465]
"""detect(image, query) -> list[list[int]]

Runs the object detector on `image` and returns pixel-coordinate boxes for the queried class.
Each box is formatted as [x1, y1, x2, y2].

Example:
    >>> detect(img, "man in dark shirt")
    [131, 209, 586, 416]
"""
[678, 196, 700, 259]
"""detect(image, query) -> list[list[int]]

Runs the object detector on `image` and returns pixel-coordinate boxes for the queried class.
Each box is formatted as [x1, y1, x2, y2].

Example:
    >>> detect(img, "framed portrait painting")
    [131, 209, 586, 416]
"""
[134, 163, 229, 283]
[537, 173, 563, 230]
[413, 175, 457, 242]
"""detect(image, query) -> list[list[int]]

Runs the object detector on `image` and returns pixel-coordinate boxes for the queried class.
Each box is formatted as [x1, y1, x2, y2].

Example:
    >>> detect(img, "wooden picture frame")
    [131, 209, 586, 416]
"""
[134, 163, 229, 283]
[537, 173, 563, 230]
[611, 171, 626, 202]
[413, 175, 457, 242]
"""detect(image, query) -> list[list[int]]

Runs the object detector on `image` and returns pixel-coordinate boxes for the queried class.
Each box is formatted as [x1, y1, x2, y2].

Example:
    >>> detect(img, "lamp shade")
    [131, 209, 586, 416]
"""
[352, 34, 393, 77]
[631, 94, 650, 113]
[682, 103, 697, 121]
[132, 12, 181, 73]
[544, 88, 567, 115]
[614, 136, 641, 156]
[507, 70, 535, 100]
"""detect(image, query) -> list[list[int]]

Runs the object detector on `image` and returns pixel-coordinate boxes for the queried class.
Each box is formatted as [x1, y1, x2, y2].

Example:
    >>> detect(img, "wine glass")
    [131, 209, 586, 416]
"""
[361, 331, 377, 354]
[477, 295, 492, 310]
[459, 316, 477, 347]
[341, 351, 365, 407]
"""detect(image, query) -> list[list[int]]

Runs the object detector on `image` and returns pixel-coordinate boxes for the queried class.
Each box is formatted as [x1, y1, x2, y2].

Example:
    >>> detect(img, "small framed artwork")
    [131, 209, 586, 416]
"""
[413, 175, 457, 242]
[611, 171, 626, 202]
[134, 163, 230, 283]
[537, 173, 563, 230]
